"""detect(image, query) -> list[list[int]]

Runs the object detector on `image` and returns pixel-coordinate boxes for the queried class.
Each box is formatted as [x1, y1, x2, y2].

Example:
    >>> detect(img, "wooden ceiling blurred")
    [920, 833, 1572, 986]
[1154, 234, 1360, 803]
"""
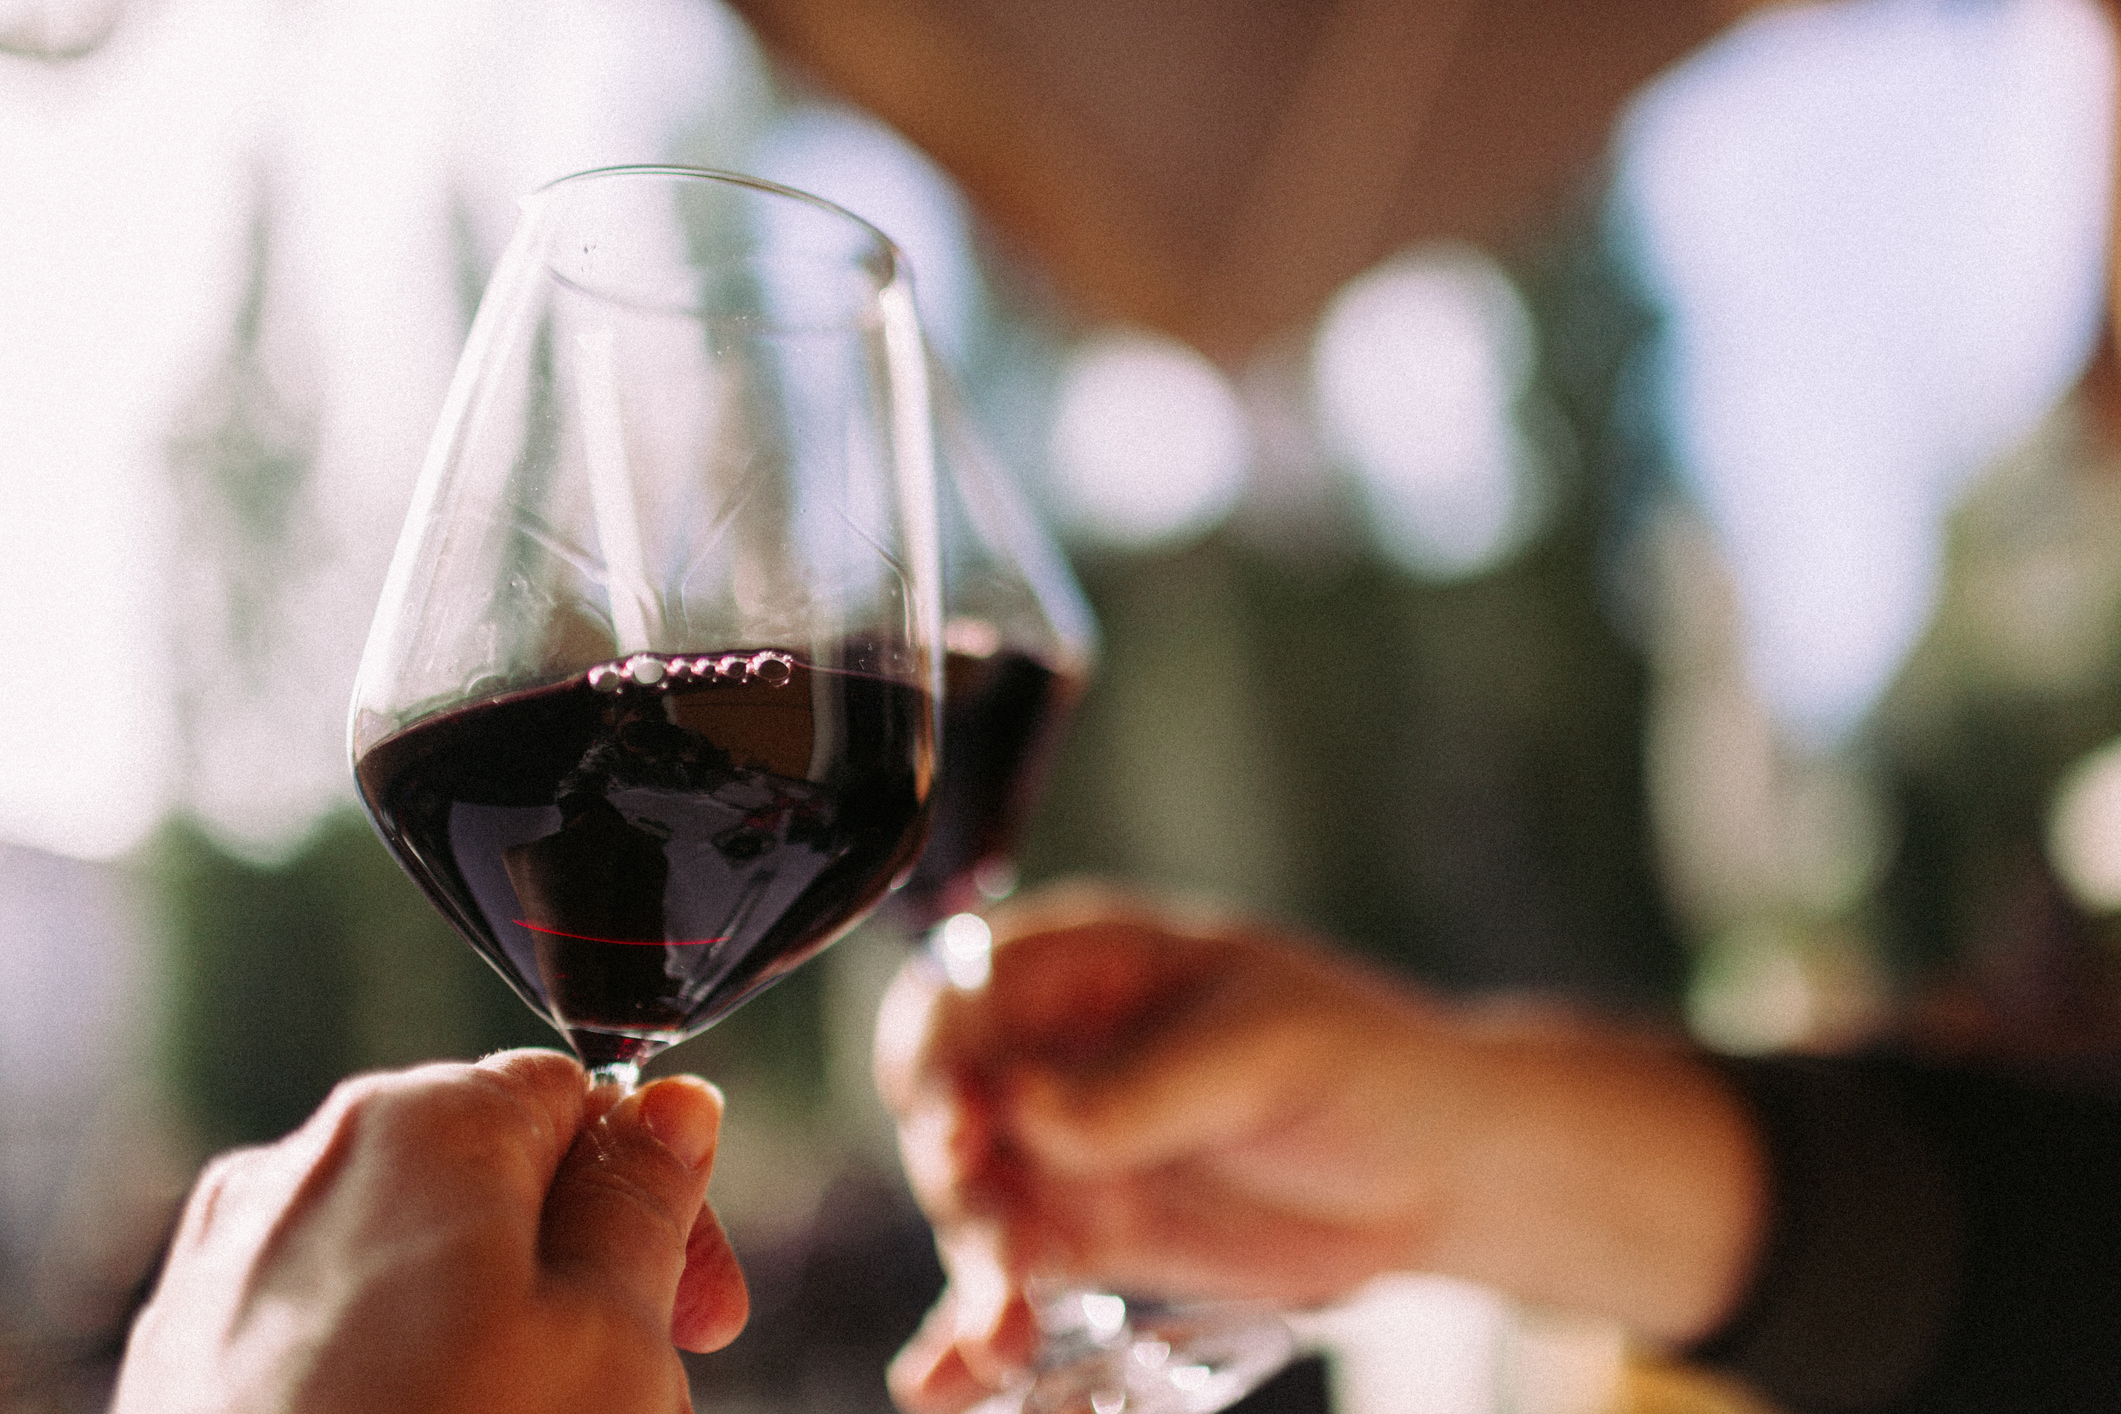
[726, 0, 1754, 362]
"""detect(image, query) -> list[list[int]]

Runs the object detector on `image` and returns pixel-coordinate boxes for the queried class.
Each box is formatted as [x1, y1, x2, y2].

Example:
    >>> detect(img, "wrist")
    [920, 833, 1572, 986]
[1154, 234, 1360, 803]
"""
[1417, 1007, 1768, 1343]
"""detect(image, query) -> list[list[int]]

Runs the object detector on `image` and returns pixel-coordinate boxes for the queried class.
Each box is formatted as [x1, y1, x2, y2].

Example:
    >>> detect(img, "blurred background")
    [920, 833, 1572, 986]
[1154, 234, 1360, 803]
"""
[2, 0, 2118, 1410]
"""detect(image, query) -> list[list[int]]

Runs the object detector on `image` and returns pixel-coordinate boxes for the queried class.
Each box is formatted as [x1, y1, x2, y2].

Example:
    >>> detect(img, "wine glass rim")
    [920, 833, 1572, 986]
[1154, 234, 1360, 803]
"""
[532, 162, 909, 282]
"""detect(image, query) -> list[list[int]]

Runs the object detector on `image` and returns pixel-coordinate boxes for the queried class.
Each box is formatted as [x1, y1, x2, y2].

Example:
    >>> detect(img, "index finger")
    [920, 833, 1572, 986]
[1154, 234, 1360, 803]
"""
[292, 1049, 592, 1264]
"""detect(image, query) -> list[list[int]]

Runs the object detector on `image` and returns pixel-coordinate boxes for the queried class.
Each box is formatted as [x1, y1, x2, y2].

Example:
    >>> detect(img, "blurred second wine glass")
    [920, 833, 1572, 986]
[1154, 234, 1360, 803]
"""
[871, 370, 1096, 936]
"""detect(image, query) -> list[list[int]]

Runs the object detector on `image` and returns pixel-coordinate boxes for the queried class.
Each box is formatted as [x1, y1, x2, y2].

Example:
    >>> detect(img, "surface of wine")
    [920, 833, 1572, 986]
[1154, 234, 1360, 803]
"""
[355, 650, 931, 1066]
[878, 647, 1082, 930]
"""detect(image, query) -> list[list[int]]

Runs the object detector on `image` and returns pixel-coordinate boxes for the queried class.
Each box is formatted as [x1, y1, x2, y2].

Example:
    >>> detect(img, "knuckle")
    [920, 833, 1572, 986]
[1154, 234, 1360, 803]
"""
[316, 1067, 457, 1143]
[177, 1146, 264, 1242]
[342, 1061, 558, 1161]
[458, 1062, 572, 1149]
[190, 1146, 255, 1195]
[328, 1072, 448, 1149]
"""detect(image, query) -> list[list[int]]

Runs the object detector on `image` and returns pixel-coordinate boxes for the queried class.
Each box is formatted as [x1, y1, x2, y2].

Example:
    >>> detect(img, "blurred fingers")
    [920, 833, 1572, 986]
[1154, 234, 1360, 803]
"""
[989, 951, 1345, 1187]
[1031, 1167, 1390, 1306]
[890, 1294, 1011, 1414]
[979, 913, 1193, 1064]
[894, 1066, 1019, 1230]
[1002, 1023, 1288, 1178]
[878, 885, 1213, 1121]
[936, 1229, 1033, 1366]
[876, 951, 953, 1117]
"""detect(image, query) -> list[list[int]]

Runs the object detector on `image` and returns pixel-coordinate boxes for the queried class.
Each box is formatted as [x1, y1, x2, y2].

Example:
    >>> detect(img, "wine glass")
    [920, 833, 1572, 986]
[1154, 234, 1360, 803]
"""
[869, 364, 1096, 941]
[877, 376, 1295, 1414]
[348, 165, 940, 1094]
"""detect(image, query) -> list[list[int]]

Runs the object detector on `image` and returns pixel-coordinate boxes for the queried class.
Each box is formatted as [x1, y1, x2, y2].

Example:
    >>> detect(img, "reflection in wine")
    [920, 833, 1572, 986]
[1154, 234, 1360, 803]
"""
[356, 648, 931, 1069]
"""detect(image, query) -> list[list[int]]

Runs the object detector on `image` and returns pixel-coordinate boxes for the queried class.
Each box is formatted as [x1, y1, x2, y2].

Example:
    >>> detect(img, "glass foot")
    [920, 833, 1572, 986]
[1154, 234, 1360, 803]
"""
[977, 1285, 1296, 1414]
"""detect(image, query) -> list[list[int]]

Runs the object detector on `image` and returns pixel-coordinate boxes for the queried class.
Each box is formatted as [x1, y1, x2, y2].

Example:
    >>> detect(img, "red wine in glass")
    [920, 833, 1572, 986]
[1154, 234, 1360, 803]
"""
[883, 364, 1100, 935]
[875, 642, 1085, 932]
[356, 648, 931, 1071]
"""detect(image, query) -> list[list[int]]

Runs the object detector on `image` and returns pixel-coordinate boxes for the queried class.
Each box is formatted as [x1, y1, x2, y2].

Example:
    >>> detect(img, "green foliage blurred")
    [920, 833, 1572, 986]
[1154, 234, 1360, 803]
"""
[150, 811, 539, 1150]
[1014, 228, 1688, 1010]
[1023, 531, 1684, 1005]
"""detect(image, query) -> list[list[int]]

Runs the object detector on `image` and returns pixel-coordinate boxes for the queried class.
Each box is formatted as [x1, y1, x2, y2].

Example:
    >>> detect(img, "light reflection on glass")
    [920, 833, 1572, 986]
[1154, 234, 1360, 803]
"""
[747, 105, 986, 367]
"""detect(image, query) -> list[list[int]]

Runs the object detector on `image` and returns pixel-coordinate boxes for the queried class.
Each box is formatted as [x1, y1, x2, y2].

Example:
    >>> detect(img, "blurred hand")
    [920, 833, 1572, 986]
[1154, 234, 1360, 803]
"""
[114, 1049, 748, 1414]
[876, 884, 1765, 1414]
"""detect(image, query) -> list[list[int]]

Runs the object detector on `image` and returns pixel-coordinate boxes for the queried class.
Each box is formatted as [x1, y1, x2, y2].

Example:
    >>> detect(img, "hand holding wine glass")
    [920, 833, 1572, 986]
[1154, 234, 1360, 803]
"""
[877, 885, 1771, 1414]
[114, 1051, 747, 1414]
[139, 165, 930, 1414]
[350, 165, 940, 1093]
[876, 887, 1418, 1414]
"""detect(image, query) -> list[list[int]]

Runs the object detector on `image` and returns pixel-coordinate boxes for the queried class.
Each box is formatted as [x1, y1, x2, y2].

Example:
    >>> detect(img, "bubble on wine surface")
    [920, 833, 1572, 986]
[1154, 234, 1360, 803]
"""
[581, 651, 806, 699]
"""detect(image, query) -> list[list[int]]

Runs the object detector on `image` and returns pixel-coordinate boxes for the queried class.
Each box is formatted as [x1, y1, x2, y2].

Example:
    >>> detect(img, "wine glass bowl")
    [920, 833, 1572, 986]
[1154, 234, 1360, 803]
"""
[874, 369, 1097, 934]
[350, 166, 940, 1089]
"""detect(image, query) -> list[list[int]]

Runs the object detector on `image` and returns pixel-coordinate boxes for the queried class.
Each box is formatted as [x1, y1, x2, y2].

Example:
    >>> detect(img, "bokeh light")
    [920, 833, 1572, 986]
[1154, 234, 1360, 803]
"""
[1615, 0, 2114, 748]
[1046, 330, 1250, 552]
[2050, 738, 2121, 911]
[1311, 245, 1545, 581]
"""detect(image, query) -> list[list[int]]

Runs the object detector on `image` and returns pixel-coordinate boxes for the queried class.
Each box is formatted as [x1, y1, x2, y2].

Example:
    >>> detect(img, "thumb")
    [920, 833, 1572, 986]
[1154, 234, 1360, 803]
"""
[540, 1076, 729, 1331]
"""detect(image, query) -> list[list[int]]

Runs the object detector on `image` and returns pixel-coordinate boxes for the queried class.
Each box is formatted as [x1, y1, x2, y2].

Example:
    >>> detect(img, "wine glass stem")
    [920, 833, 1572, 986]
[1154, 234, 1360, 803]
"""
[587, 1060, 641, 1094]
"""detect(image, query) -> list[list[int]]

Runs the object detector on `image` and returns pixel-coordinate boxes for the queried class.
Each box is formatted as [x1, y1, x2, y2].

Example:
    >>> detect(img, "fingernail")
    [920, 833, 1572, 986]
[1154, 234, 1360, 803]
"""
[636, 1076, 722, 1170]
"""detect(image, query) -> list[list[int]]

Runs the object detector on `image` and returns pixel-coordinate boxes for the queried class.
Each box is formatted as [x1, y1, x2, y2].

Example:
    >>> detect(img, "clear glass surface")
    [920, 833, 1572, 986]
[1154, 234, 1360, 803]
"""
[871, 364, 1097, 936]
[348, 165, 940, 1090]
[980, 1281, 1297, 1414]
